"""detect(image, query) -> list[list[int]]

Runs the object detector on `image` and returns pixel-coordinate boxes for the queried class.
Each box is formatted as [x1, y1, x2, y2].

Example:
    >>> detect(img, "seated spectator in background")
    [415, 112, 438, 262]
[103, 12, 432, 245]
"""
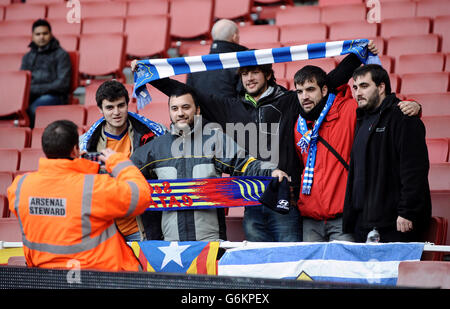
[21, 19, 72, 128]
[343, 64, 432, 243]
[131, 84, 288, 242]
[8, 120, 151, 271]
[186, 19, 247, 98]
[80, 80, 166, 242]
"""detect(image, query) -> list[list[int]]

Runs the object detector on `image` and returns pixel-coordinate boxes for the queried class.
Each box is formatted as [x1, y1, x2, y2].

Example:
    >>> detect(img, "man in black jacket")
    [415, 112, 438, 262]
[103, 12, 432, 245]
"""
[21, 19, 72, 128]
[186, 19, 247, 98]
[343, 64, 432, 242]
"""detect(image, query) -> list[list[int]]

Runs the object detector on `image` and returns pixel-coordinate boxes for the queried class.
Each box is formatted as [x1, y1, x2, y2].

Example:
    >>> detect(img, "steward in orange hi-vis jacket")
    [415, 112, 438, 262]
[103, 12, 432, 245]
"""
[8, 150, 151, 272]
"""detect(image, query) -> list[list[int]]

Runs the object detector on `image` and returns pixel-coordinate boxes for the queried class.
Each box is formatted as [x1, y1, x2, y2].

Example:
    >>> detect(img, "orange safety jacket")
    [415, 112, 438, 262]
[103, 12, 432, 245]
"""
[7, 152, 151, 272]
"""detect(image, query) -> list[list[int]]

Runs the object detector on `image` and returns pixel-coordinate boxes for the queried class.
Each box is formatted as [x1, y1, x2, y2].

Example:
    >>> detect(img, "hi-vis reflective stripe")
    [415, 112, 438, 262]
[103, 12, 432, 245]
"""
[111, 160, 134, 178]
[15, 174, 118, 255]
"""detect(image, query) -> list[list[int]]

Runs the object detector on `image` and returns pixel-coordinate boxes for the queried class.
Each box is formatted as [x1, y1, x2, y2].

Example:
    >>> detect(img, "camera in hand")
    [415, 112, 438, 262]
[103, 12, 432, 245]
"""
[81, 152, 103, 165]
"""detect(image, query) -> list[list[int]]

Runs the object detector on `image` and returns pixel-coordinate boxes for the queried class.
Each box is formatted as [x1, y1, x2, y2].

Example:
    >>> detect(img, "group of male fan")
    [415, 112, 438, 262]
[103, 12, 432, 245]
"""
[8, 18, 431, 271]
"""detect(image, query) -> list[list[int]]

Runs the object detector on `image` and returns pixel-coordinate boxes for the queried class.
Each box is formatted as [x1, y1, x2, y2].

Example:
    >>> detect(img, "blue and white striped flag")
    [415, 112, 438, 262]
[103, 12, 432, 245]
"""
[133, 39, 381, 109]
[218, 241, 424, 286]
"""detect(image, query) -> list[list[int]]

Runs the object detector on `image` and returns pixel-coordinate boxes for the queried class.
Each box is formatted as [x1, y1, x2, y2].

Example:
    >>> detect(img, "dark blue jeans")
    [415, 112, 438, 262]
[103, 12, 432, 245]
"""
[243, 205, 302, 242]
[28, 94, 64, 128]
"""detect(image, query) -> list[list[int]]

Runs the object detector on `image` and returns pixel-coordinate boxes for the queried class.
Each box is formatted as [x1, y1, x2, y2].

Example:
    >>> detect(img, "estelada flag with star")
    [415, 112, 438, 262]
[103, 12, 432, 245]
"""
[130, 241, 220, 275]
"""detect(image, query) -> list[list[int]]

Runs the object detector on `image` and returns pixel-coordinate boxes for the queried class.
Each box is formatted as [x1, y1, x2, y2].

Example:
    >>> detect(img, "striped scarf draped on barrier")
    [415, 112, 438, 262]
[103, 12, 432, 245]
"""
[132, 38, 381, 109]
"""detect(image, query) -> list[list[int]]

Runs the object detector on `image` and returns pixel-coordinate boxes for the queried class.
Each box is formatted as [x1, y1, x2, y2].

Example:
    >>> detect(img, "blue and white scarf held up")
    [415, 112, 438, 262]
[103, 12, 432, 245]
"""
[132, 39, 381, 109]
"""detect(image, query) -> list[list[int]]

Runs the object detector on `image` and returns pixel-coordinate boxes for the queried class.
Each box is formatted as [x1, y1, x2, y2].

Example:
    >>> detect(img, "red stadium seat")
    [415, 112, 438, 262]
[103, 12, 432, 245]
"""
[396, 53, 445, 75]
[420, 216, 448, 261]
[400, 72, 449, 96]
[433, 16, 450, 54]
[422, 116, 450, 139]
[397, 261, 450, 288]
[125, 15, 170, 59]
[57, 34, 78, 52]
[47, 18, 81, 37]
[85, 105, 102, 128]
[380, 17, 431, 39]
[239, 24, 279, 46]
[4, 3, 46, 21]
[255, 0, 294, 4]
[186, 44, 210, 56]
[320, 4, 367, 24]
[0, 217, 22, 242]
[0, 70, 31, 127]
[214, 0, 252, 21]
[67, 50, 80, 104]
[47, 3, 70, 20]
[275, 6, 321, 26]
[446, 54, 450, 72]
[0, 195, 9, 218]
[389, 73, 399, 93]
[170, 0, 214, 39]
[0, 172, 13, 196]
[34, 105, 86, 129]
[328, 21, 378, 41]
[81, 2, 127, 19]
[0, 149, 20, 172]
[386, 34, 440, 60]
[226, 216, 245, 241]
[416, 0, 450, 18]
[430, 192, 450, 245]
[81, 17, 124, 34]
[379, 55, 393, 73]
[285, 58, 336, 79]
[0, 36, 31, 54]
[83, 80, 135, 107]
[138, 103, 171, 129]
[427, 138, 449, 163]
[254, 4, 295, 21]
[318, 0, 363, 6]
[126, 0, 170, 16]
[78, 33, 125, 82]
[408, 93, 450, 117]
[0, 53, 24, 72]
[279, 23, 327, 47]
[429, 162, 450, 199]
[0, 127, 30, 149]
[0, 19, 33, 37]
[379, 1, 417, 21]
[30, 128, 44, 149]
[272, 62, 286, 79]
[26, 0, 64, 4]
[19, 148, 45, 172]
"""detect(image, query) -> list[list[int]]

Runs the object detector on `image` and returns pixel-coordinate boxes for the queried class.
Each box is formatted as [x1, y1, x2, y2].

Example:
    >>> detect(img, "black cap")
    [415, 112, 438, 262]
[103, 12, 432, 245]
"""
[259, 177, 291, 214]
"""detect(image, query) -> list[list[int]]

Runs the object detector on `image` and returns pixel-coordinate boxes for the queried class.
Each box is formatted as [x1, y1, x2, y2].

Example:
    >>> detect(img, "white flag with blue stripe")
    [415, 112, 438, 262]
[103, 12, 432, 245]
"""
[218, 241, 424, 286]
[133, 39, 381, 109]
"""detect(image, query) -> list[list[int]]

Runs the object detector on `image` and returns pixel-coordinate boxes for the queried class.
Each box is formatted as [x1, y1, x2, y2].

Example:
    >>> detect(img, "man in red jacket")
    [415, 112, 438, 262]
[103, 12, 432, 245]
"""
[293, 59, 421, 242]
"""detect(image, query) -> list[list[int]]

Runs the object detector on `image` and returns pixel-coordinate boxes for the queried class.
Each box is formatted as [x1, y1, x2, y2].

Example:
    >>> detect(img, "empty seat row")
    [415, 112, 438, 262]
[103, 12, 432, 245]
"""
[0, 0, 213, 41]
[0, 148, 44, 173]
[275, 0, 450, 26]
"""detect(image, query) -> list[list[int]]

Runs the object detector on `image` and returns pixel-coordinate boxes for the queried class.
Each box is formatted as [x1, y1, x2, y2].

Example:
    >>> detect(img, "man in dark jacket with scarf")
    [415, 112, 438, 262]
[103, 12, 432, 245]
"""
[343, 64, 431, 242]
[186, 19, 247, 98]
[21, 19, 72, 128]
